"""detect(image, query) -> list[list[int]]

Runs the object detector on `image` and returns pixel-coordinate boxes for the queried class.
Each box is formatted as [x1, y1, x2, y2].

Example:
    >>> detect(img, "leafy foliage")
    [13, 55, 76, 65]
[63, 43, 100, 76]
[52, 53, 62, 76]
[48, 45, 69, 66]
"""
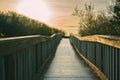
[0, 11, 65, 38]
[108, 1, 120, 25]
[73, 2, 120, 36]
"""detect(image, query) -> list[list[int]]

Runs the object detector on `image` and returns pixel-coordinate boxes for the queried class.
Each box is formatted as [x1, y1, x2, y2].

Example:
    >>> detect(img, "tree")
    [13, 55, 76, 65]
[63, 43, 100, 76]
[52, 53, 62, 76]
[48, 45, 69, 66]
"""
[109, 0, 120, 25]
[0, 11, 65, 38]
[73, 3, 120, 36]
[73, 3, 97, 36]
[73, 3, 95, 28]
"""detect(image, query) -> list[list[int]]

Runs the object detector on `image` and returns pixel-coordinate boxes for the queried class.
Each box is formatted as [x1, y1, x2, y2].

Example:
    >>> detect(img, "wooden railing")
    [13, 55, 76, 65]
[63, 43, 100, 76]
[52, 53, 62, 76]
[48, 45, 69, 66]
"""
[70, 34, 120, 80]
[0, 34, 62, 80]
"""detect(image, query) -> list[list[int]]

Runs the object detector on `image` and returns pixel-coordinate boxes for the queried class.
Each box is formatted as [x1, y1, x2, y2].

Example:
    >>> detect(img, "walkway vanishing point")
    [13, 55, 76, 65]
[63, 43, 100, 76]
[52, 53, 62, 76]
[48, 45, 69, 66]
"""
[0, 33, 120, 80]
[38, 39, 100, 80]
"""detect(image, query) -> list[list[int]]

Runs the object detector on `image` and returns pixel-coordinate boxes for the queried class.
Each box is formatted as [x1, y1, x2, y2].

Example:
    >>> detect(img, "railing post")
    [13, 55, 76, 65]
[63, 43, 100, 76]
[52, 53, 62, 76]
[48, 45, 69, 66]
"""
[112, 47, 115, 80]
[70, 34, 120, 80]
[0, 34, 62, 80]
[114, 47, 118, 80]
[0, 57, 5, 80]
[95, 43, 101, 70]
[109, 46, 112, 80]
[41, 42, 46, 63]
[115, 48, 119, 80]
[36, 43, 42, 72]
[118, 49, 120, 80]
[5, 55, 15, 80]
[103, 45, 109, 78]
[23, 49, 29, 80]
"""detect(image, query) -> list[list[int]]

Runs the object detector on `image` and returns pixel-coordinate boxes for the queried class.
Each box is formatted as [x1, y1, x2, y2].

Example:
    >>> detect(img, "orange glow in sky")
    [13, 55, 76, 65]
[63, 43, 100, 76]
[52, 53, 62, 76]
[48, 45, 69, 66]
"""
[15, 0, 53, 23]
[0, 0, 112, 34]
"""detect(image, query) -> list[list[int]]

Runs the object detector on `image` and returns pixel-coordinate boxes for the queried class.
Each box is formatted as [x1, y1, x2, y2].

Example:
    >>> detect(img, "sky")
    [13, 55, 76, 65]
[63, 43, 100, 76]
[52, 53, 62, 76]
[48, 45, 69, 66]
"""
[0, 0, 112, 34]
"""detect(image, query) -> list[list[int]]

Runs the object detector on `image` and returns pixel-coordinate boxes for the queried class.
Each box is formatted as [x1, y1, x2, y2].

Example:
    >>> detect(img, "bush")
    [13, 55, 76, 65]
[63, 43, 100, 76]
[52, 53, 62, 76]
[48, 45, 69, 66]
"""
[0, 11, 65, 38]
[73, 3, 120, 36]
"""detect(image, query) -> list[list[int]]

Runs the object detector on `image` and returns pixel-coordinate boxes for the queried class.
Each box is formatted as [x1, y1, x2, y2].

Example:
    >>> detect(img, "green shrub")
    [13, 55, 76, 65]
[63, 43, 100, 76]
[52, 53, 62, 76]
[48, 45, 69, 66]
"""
[0, 11, 65, 38]
[73, 3, 120, 36]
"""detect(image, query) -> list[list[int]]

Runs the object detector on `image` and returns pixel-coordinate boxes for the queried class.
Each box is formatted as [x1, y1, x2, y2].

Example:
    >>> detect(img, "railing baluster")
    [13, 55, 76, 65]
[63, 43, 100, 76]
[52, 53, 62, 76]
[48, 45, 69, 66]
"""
[5, 55, 15, 80]
[36, 43, 42, 72]
[109, 46, 112, 80]
[112, 47, 114, 80]
[115, 48, 118, 80]
[70, 34, 120, 80]
[117, 49, 120, 80]
[0, 56, 5, 80]
[0, 34, 62, 80]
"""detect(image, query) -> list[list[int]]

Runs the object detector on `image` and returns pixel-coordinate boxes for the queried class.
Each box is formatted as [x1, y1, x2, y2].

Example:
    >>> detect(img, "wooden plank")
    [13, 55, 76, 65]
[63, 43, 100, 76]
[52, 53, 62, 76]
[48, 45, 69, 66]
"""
[0, 34, 62, 80]
[71, 34, 120, 48]
[0, 56, 5, 80]
[0, 35, 49, 56]
[39, 39, 100, 80]
[70, 38, 107, 80]
[5, 55, 15, 80]
[0, 33, 60, 56]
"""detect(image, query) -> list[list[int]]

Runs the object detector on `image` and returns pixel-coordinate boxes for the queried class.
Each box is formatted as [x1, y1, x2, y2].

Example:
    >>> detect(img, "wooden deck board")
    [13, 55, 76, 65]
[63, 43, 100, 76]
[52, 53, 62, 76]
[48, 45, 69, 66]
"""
[36, 39, 100, 80]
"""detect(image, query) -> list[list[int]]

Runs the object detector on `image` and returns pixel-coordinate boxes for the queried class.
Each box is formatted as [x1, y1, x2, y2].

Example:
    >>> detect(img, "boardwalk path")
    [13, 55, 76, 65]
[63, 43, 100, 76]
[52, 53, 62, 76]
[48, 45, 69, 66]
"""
[39, 39, 100, 80]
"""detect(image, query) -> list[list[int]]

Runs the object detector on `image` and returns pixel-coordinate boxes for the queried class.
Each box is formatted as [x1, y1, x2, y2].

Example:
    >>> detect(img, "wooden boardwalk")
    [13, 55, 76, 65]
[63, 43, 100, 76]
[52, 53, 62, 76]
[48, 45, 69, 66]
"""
[36, 39, 100, 80]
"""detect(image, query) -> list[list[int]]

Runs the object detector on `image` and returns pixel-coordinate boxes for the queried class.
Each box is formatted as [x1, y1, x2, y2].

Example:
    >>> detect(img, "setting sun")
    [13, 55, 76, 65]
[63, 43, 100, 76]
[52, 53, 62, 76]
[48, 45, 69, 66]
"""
[15, 0, 52, 23]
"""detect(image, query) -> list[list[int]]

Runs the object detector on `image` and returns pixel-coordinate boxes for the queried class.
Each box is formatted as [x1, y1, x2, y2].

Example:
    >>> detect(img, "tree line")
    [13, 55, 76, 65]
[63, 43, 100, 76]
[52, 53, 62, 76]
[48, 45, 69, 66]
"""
[0, 11, 65, 38]
[73, 1, 120, 36]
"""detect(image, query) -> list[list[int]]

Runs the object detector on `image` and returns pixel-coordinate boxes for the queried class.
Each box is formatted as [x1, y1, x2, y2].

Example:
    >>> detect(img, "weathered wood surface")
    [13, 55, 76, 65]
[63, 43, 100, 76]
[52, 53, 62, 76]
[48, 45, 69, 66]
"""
[0, 35, 51, 56]
[71, 34, 120, 48]
[38, 39, 100, 80]
[0, 34, 62, 80]
[70, 34, 120, 80]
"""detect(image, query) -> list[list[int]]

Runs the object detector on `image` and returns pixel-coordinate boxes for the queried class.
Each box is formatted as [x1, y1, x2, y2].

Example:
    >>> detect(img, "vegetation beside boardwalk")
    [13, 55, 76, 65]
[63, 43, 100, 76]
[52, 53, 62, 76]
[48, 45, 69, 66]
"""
[73, 1, 120, 36]
[0, 11, 65, 38]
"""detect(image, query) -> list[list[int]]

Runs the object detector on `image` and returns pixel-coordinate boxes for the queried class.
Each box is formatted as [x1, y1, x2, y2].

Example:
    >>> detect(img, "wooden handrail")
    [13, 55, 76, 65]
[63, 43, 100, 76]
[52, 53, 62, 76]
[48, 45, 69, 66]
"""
[0, 34, 58, 56]
[0, 34, 62, 80]
[70, 34, 120, 80]
[71, 34, 120, 48]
